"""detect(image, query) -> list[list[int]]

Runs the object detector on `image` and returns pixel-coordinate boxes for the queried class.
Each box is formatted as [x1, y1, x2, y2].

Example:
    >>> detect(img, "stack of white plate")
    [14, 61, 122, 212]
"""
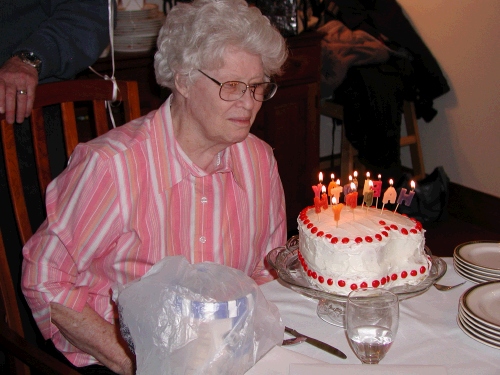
[115, 3, 165, 53]
[458, 281, 500, 349]
[453, 241, 500, 283]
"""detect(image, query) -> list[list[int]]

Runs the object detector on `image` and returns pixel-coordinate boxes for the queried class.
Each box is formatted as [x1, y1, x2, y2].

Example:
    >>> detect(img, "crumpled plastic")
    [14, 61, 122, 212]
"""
[112, 256, 284, 374]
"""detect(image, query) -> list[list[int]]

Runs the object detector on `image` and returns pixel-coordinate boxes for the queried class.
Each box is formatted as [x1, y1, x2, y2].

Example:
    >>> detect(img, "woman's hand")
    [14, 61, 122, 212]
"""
[50, 302, 135, 375]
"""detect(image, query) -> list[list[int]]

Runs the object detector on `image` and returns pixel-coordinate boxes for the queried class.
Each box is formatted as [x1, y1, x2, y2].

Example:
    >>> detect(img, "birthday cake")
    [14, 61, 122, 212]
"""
[297, 202, 431, 295]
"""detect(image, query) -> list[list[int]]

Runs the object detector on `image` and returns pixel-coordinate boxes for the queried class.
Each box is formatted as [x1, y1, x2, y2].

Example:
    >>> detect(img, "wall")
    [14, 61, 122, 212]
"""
[320, 0, 500, 198]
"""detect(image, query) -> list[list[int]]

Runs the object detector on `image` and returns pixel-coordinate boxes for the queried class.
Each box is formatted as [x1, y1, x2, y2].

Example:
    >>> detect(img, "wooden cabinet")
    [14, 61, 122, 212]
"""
[78, 32, 322, 232]
[252, 32, 322, 231]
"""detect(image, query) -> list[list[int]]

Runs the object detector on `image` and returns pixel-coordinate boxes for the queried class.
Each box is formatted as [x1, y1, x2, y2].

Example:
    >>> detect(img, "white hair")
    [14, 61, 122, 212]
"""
[154, 0, 288, 89]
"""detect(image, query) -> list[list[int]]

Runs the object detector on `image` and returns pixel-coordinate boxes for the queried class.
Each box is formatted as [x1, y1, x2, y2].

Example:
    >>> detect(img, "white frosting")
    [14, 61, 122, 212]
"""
[298, 205, 431, 295]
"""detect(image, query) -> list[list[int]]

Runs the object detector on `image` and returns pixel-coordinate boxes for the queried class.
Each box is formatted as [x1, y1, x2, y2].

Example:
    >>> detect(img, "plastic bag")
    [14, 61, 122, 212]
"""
[112, 256, 284, 375]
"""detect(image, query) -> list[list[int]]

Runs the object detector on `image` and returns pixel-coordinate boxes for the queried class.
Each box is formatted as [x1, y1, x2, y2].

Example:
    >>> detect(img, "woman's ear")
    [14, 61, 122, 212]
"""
[174, 73, 190, 99]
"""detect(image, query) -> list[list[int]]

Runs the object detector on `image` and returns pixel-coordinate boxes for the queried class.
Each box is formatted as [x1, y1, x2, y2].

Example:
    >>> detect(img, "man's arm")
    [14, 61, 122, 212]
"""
[0, 0, 111, 124]
[50, 302, 135, 375]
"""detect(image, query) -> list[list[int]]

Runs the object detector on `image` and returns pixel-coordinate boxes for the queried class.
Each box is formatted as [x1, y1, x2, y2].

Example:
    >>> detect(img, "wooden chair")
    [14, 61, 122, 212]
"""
[0, 230, 81, 375]
[1, 79, 141, 245]
[0, 79, 141, 374]
[320, 100, 426, 183]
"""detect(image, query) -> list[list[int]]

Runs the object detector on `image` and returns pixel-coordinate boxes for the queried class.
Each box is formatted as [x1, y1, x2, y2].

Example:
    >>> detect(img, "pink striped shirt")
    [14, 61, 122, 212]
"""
[21, 97, 287, 366]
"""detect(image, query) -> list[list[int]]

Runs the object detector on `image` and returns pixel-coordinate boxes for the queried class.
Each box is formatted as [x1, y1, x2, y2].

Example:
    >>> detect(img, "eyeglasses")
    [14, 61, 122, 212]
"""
[198, 70, 278, 102]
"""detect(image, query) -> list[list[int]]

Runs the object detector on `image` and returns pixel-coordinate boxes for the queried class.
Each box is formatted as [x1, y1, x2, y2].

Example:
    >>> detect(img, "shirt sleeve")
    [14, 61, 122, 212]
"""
[251, 151, 287, 284]
[13, 0, 111, 82]
[21, 144, 121, 341]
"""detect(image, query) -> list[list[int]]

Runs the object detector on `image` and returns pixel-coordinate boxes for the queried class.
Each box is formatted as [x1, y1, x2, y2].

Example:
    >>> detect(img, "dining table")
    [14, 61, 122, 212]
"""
[246, 258, 499, 374]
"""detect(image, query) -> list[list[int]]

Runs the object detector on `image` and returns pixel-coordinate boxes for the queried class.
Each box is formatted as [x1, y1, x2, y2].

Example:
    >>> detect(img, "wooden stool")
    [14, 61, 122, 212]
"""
[320, 100, 426, 183]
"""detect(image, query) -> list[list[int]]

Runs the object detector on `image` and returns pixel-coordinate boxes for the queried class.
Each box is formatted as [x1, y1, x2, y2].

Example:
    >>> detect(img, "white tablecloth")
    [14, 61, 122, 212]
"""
[249, 258, 499, 374]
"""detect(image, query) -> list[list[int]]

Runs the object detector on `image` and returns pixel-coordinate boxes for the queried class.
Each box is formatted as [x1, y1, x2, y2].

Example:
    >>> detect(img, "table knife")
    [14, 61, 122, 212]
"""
[284, 326, 347, 359]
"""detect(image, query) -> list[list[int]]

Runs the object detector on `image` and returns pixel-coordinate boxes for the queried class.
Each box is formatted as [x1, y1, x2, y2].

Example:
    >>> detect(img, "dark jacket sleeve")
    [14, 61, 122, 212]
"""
[13, 0, 111, 83]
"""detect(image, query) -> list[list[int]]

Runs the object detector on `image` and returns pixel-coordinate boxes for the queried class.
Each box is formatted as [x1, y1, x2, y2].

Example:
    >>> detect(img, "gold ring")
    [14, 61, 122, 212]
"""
[17, 90, 27, 95]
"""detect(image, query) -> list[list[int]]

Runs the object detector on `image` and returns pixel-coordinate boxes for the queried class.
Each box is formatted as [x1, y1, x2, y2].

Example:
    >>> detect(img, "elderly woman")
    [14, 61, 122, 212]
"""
[21, 0, 288, 374]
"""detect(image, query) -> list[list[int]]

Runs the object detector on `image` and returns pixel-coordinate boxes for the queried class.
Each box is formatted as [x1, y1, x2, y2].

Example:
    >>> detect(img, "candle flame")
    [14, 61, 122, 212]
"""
[319, 172, 323, 183]
[336, 179, 340, 185]
[330, 173, 334, 179]
[389, 179, 394, 186]
[350, 182, 356, 190]
[366, 172, 370, 178]
[321, 185, 326, 193]
[353, 171, 358, 178]
[349, 175, 352, 182]
[378, 174, 382, 180]
[411, 180, 416, 190]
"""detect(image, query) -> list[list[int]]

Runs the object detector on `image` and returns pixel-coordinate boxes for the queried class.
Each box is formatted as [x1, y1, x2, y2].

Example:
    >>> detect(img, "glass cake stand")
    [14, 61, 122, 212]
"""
[266, 235, 447, 327]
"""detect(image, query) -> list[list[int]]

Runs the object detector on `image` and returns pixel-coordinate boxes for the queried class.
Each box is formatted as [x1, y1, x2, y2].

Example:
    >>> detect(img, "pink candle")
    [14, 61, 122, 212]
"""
[372, 180, 383, 198]
[314, 196, 322, 213]
[312, 172, 324, 200]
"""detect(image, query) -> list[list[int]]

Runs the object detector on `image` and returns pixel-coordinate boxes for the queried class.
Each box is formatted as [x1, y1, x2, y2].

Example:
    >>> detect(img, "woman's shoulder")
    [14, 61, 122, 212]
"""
[241, 133, 274, 154]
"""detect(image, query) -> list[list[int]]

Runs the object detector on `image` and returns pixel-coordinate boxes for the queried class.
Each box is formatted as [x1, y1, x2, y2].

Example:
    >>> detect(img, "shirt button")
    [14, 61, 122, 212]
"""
[201, 197, 208, 203]
[199, 236, 206, 243]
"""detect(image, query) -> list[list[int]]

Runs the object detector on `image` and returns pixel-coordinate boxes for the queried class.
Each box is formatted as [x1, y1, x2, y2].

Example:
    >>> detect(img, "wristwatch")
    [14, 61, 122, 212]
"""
[12, 50, 42, 75]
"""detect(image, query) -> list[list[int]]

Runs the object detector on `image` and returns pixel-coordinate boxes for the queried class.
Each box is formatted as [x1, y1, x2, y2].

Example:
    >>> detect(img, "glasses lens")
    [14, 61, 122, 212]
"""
[219, 81, 277, 102]
[252, 83, 277, 102]
[220, 81, 248, 101]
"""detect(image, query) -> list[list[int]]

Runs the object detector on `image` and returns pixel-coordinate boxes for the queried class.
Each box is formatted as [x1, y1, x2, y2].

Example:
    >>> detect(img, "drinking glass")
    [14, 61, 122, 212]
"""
[345, 288, 399, 364]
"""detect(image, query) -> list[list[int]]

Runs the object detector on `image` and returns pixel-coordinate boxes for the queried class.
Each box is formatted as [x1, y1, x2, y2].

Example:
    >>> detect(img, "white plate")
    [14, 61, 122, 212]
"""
[454, 262, 499, 283]
[454, 263, 488, 284]
[461, 281, 500, 328]
[457, 314, 500, 349]
[454, 241, 500, 271]
[459, 308, 500, 337]
[453, 257, 500, 278]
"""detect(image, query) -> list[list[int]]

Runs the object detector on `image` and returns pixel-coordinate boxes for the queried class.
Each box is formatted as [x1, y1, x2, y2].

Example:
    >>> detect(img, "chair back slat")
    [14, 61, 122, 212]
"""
[93, 99, 110, 136]
[1, 123, 33, 245]
[60, 102, 79, 157]
[30, 109, 52, 200]
[122, 81, 142, 122]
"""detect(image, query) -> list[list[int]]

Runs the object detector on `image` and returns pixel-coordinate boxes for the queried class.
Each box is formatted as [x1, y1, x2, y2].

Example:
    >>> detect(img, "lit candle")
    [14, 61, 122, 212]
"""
[327, 173, 336, 205]
[353, 171, 358, 189]
[394, 180, 416, 213]
[343, 175, 353, 202]
[331, 197, 344, 227]
[332, 179, 343, 204]
[381, 179, 397, 214]
[362, 172, 371, 195]
[321, 185, 328, 210]
[363, 180, 374, 209]
[346, 182, 358, 209]
[312, 172, 324, 200]
[373, 174, 382, 208]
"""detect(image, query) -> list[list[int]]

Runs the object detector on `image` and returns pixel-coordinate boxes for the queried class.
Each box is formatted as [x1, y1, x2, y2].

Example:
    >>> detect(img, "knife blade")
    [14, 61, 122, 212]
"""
[284, 326, 347, 359]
